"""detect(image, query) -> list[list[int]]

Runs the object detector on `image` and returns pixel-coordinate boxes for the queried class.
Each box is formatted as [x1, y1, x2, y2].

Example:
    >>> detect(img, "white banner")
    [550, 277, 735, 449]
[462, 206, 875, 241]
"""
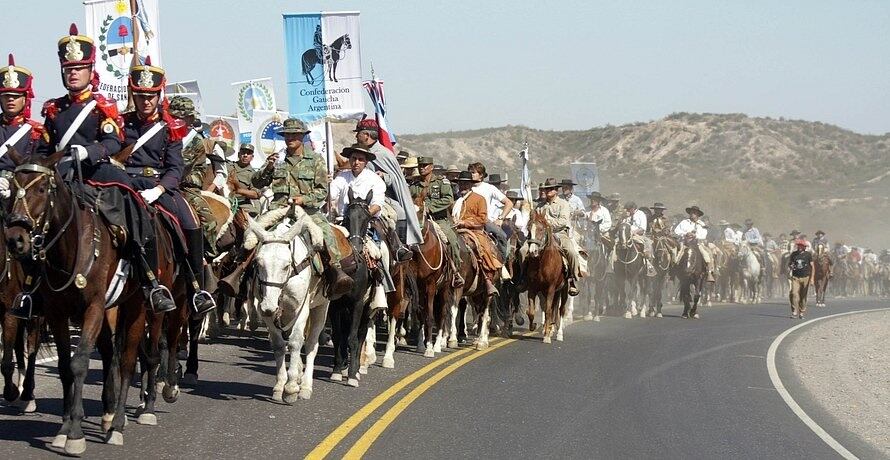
[231, 77, 277, 142]
[165, 80, 203, 115]
[202, 114, 240, 159]
[251, 109, 290, 169]
[85, 0, 161, 110]
[571, 162, 599, 197]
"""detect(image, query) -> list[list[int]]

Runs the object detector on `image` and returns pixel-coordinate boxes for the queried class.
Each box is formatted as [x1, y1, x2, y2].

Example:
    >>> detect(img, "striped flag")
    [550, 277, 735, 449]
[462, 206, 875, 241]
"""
[362, 78, 396, 152]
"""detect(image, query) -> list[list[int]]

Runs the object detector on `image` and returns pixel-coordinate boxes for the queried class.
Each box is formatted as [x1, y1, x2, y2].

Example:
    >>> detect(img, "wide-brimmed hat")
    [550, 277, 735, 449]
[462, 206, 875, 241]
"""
[718, 219, 730, 226]
[128, 56, 164, 94]
[400, 156, 419, 168]
[445, 164, 461, 174]
[487, 174, 506, 184]
[57, 23, 95, 67]
[652, 202, 666, 210]
[607, 192, 621, 202]
[539, 177, 561, 189]
[433, 164, 444, 173]
[624, 201, 638, 210]
[815, 230, 825, 236]
[744, 218, 754, 225]
[790, 229, 801, 236]
[396, 150, 410, 160]
[278, 118, 310, 134]
[343, 146, 376, 162]
[559, 179, 577, 187]
[506, 190, 521, 200]
[454, 171, 480, 183]
[588, 191, 605, 202]
[685, 205, 704, 216]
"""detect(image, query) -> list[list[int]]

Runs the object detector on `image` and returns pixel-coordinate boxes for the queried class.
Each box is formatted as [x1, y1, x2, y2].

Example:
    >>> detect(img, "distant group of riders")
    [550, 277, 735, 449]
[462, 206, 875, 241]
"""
[1, 23, 889, 455]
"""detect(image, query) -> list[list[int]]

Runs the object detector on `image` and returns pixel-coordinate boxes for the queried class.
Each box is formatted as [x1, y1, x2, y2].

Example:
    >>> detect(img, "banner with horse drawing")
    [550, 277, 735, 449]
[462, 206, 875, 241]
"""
[283, 11, 364, 123]
[231, 77, 277, 144]
[84, 0, 161, 110]
[570, 162, 600, 197]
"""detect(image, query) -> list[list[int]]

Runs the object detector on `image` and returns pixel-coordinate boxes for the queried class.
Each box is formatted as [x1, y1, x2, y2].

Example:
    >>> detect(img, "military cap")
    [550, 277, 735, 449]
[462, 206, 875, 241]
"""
[418, 156, 434, 165]
[277, 118, 310, 134]
[57, 23, 95, 67]
[129, 56, 165, 94]
[0, 54, 32, 96]
[168, 96, 198, 118]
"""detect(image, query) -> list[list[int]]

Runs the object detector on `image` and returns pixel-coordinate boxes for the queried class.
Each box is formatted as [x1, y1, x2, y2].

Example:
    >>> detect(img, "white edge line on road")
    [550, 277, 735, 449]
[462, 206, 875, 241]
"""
[766, 307, 890, 460]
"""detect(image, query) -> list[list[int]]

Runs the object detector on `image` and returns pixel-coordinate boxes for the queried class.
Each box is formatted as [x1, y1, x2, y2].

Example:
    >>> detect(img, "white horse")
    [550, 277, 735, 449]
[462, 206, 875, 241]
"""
[737, 243, 762, 304]
[244, 206, 328, 402]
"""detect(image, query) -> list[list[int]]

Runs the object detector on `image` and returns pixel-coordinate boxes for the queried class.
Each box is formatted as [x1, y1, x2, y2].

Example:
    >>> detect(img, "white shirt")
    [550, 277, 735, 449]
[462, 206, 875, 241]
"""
[586, 206, 612, 233]
[723, 227, 741, 244]
[472, 182, 507, 222]
[330, 168, 386, 217]
[506, 208, 528, 235]
[674, 218, 708, 241]
[564, 193, 585, 214]
[624, 209, 647, 234]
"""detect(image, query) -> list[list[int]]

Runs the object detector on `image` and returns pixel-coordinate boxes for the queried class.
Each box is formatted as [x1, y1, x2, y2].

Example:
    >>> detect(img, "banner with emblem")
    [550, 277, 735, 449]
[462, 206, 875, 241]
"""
[84, 0, 161, 110]
[282, 12, 364, 123]
[201, 114, 240, 154]
[570, 162, 599, 197]
[231, 77, 277, 144]
[165, 80, 203, 115]
[250, 109, 290, 169]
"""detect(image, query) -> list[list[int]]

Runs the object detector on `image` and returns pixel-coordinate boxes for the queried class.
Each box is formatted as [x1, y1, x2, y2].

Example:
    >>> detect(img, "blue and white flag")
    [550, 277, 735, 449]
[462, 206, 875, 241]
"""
[231, 77, 276, 143]
[283, 12, 364, 123]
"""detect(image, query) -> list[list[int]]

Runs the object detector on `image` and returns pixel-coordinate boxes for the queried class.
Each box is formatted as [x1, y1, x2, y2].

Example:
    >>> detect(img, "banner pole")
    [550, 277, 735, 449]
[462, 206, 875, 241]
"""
[325, 119, 335, 175]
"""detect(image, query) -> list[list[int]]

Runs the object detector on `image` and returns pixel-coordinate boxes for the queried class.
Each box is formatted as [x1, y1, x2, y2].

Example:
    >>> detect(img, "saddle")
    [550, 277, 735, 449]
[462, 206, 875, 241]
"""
[457, 228, 502, 272]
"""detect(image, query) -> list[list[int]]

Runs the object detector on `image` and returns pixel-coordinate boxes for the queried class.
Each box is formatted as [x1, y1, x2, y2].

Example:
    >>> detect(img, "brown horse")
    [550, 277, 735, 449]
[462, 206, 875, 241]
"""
[451, 227, 501, 350]
[4, 147, 179, 454]
[525, 212, 568, 343]
[676, 237, 707, 318]
[813, 245, 832, 307]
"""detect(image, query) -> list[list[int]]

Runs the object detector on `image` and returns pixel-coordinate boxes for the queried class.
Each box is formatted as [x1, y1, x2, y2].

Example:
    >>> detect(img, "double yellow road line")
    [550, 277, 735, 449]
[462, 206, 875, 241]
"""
[307, 334, 528, 459]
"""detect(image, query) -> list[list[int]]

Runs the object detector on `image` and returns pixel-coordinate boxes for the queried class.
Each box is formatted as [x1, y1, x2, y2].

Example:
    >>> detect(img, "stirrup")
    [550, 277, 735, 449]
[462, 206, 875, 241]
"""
[191, 290, 216, 317]
[395, 246, 413, 263]
[149, 286, 176, 313]
[9, 293, 34, 320]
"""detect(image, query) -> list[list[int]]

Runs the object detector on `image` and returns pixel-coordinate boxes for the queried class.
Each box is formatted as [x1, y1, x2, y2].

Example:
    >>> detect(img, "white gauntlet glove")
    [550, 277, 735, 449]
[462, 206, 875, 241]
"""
[0, 177, 10, 199]
[139, 186, 164, 204]
[262, 188, 275, 200]
[69, 145, 89, 162]
[213, 172, 227, 189]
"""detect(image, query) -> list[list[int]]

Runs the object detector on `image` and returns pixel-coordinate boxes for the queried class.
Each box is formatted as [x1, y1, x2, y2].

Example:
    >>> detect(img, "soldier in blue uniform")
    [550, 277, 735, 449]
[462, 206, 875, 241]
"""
[34, 24, 177, 314]
[0, 54, 49, 184]
[122, 58, 215, 316]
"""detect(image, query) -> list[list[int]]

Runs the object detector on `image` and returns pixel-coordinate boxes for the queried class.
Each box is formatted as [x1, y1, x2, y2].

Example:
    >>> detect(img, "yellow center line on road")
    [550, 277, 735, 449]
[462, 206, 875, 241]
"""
[343, 332, 535, 458]
[305, 338, 504, 460]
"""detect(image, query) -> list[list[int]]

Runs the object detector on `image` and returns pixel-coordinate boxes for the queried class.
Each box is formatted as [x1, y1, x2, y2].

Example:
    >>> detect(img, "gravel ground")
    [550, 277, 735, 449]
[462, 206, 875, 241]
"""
[787, 309, 890, 457]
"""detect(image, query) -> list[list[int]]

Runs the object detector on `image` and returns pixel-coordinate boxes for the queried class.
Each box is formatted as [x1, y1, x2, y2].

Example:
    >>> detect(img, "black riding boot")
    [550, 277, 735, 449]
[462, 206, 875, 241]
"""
[185, 229, 216, 317]
[141, 237, 176, 313]
[393, 220, 413, 262]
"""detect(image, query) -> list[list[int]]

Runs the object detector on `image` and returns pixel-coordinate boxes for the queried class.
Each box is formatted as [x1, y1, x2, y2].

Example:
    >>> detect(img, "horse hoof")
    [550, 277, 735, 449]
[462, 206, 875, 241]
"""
[51, 434, 68, 449]
[448, 340, 459, 349]
[397, 338, 408, 347]
[423, 349, 435, 358]
[105, 431, 123, 446]
[475, 341, 489, 350]
[593, 316, 601, 322]
[347, 378, 359, 388]
[382, 357, 395, 369]
[584, 313, 594, 321]
[177, 350, 188, 361]
[556, 334, 564, 342]
[656, 313, 663, 318]
[13, 398, 36, 413]
[182, 373, 198, 387]
[64, 437, 87, 456]
[330, 373, 342, 382]
[101, 413, 115, 432]
[298, 388, 313, 400]
[693, 314, 701, 319]
[162, 384, 180, 404]
[358, 366, 368, 375]
[271, 389, 284, 402]
[137, 413, 158, 426]
[3, 386, 20, 403]
[623, 312, 632, 319]
[432, 344, 442, 353]
[282, 391, 300, 404]
[542, 336, 552, 344]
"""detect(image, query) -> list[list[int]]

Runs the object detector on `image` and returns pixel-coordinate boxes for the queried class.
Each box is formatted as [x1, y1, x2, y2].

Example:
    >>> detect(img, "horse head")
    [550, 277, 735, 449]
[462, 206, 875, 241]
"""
[342, 35, 352, 49]
[527, 212, 550, 257]
[5, 147, 67, 260]
[343, 188, 373, 249]
[617, 222, 634, 248]
[249, 205, 320, 319]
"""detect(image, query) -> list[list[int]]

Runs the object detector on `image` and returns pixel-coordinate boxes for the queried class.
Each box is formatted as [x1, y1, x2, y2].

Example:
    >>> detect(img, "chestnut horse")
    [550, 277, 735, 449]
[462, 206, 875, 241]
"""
[525, 212, 568, 343]
[410, 189, 452, 359]
[813, 245, 832, 307]
[4, 147, 179, 454]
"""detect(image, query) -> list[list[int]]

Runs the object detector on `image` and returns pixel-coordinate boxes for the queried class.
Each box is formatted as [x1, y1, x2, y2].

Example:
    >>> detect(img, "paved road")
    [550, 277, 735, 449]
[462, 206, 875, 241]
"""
[1, 298, 886, 459]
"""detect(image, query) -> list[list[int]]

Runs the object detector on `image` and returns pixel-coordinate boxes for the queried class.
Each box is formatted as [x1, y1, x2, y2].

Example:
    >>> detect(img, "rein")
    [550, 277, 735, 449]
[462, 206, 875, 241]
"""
[616, 225, 640, 266]
[417, 215, 444, 272]
[255, 238, 313, 289]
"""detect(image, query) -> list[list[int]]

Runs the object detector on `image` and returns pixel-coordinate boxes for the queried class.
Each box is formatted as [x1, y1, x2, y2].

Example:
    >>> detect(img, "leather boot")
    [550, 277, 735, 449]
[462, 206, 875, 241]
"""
[141, 238, 176, 313]
[568, 278, 580, 296]
[185, 229, 216, 317]
[321, 250, 353, 300]
[451, 262, 465, 288]
[378, 220, 412, 262]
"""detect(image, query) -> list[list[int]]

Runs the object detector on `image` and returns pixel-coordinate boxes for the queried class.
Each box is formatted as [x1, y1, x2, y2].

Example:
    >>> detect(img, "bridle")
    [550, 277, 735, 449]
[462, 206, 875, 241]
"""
[254, 236, 312, 290]
[616, 223, 640, 265]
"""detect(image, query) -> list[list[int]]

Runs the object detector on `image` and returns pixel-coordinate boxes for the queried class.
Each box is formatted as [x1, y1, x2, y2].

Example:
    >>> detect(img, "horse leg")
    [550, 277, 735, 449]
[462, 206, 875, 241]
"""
[329, 304, 347, 381]
[162, 307, 188, 404]
[475, 296, 492, 350]
[423, 283, 436, 358]
[1, 315, 20, 403]
[97, 324, 118, 431]
[135, 312, 161, 428]
[300, 302, 328, 400]
[346, 304, 368, 387]
[263, 318, 288, 401]
[105, 299, 144, 447]
[383, 313, 397, 368]
[526, 289, 538, 332]
[183, 316, 202, 385]
[60, 302, 107, 455]
[556, 290, 567, 342]
[283, 304, 310, 404]
[447, 291, 460, 348]
[542, 290, 555, 344]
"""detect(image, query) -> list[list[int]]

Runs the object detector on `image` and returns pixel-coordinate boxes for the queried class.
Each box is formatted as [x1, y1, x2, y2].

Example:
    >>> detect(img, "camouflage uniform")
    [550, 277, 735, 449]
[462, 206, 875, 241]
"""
[251, 127, 342, 267]
[229, 160, 258, 215]
[410, 171, 460, 266]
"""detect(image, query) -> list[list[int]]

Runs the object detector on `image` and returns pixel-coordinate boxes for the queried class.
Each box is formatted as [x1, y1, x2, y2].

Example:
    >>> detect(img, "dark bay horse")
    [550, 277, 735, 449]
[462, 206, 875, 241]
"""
[329, 189, 374, 387]
[4, 148, 178, 454]
[649, 234, 677, 318]
[676, 237, 707, 318]
[525, 213, 568, 343]
[410, 191, 452, 358]
[580, 219, 608, 321]
[613, 222, 647, 319]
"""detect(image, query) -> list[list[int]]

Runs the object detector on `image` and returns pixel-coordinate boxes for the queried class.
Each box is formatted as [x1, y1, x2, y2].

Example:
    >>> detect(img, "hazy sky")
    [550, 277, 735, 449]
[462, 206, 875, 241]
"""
[4, 0, 889, 134]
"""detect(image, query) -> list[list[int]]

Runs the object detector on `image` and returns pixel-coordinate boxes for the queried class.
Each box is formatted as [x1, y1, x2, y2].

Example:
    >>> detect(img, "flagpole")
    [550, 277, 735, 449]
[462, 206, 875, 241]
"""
[325, 120, 335, 176]
[126, 0, 141, 112]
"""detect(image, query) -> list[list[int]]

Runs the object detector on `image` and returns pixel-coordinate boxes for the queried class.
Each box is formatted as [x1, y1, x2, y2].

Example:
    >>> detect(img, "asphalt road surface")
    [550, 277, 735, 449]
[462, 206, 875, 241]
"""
[1, 297, 886, 459]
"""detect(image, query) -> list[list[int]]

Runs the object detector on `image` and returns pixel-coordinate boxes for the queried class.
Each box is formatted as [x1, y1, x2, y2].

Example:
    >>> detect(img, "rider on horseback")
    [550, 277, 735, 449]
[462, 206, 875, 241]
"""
[122, 58, 216, 316]
[252, 118, 353, 299]
[743, 218, 767, 280]
[673, 205, 716, 283]
[409, 155, 464, 288]
[535, 178, 582, 296]
[0, 54, 48, 198]
[467, 162, 513, 261]
[452, 171, 503, 296]
[621, 201, 656, 277]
